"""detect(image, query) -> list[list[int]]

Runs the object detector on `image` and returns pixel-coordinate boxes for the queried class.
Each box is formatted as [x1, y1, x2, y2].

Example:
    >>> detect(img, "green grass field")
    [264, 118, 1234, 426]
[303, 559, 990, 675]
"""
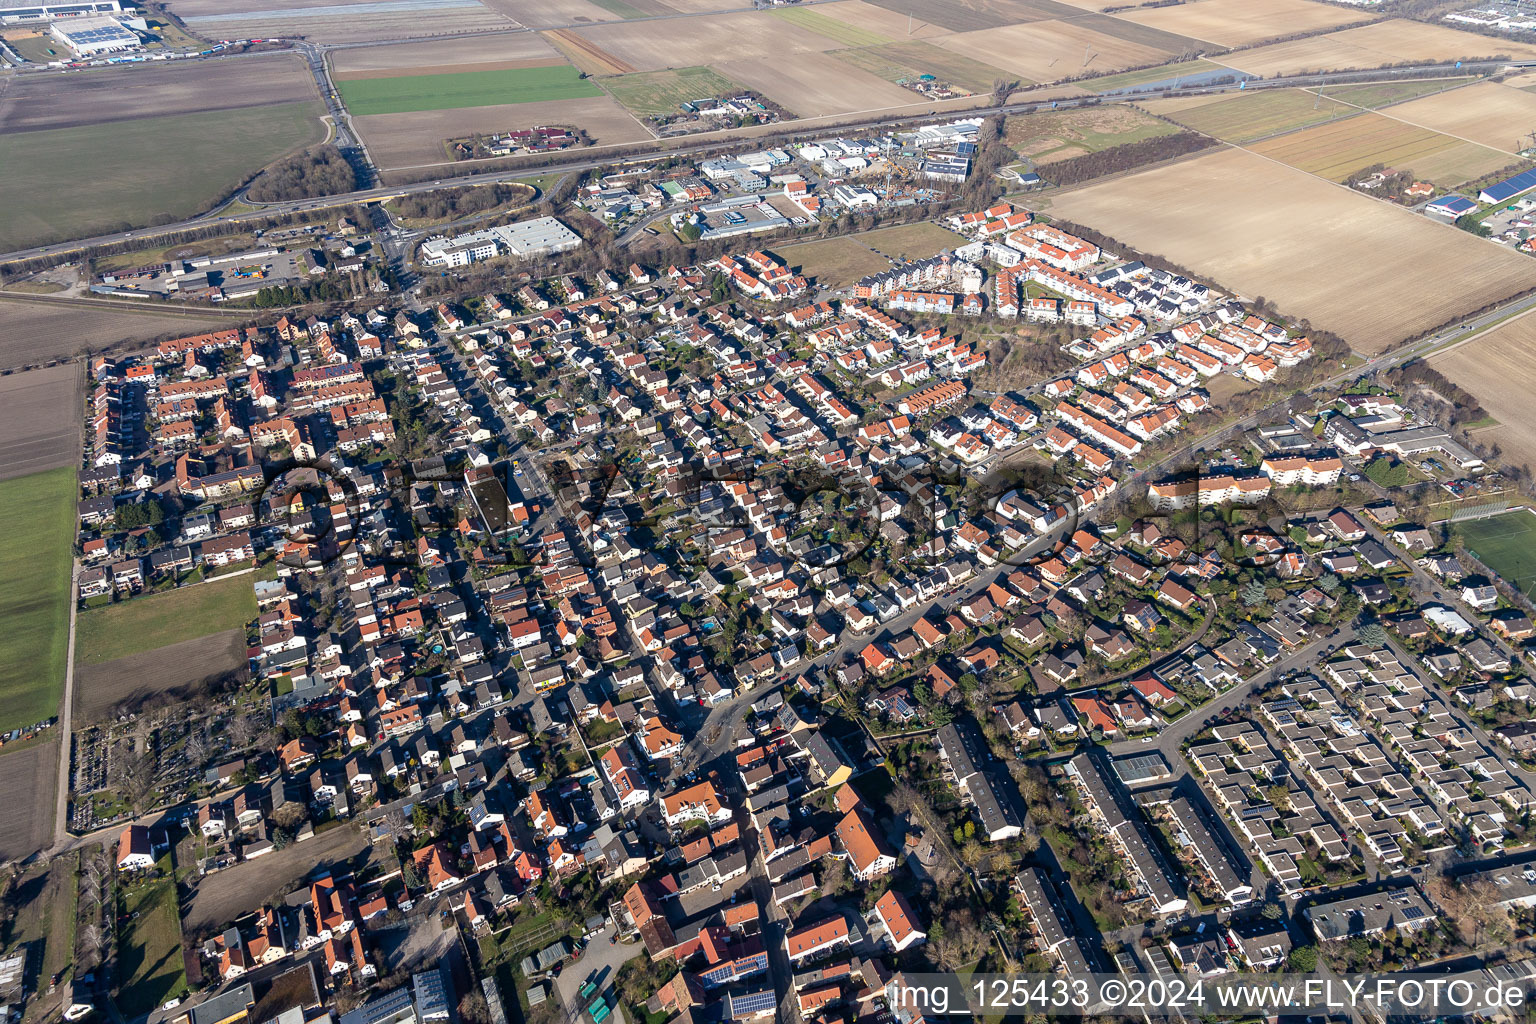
[830, 40, 1015, 93]
[76, 573, 256, 666]
[114, 865, 187, 1018]
[769, 6, 891, 46]
[1153, 89, 1359, 143]
[1309, 77, 1476, 110]
[1081, 59, 1222, 94]
[587, 0, 648, 16]
[0, 102, 323, 252]
[0, 467, 76, 733]
[601, 66, 746, 117]
[1453, 510, 1536, 598]
[337, 66, 601, 116]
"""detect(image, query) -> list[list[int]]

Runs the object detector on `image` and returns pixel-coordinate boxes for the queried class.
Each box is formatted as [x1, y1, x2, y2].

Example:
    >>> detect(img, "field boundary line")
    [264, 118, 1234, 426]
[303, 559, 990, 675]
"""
[1305, 80, 1524, 158]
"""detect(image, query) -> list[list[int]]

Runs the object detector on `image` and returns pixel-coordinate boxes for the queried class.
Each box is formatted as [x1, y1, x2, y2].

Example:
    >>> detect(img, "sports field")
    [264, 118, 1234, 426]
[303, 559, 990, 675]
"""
[0, 103, 323, 252]
[0, 466, 76, 734]
[76, 573, 257, 666]
[1453, 511, 1536, 598]
[336, 65, 601, 115]
[601, 66, 746, 117]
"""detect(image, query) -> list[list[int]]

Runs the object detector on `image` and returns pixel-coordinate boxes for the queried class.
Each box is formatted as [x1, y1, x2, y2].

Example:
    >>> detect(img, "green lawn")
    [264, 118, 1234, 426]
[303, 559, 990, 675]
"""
[114, 865, 187, 1018]
[336, 66, 602, 116]
[1155, 89, 1359, 144]
[769, 6, 891, 46]
[587, 0, 648, 15]
[0, 468, 76, 733]
[1364, 456, 1420, 489]
[601, 66, 746, 117]
[76, 573, 256, 665]
[1453, 510, 1536, 598]
[1081, 59, 1222, 93]
[0, 102, 324, 252]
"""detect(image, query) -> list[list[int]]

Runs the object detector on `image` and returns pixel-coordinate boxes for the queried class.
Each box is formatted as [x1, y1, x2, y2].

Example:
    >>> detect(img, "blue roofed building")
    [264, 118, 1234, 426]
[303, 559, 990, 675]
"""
[1479, 167, 1536, 204]
[1426, 195, 1479, 218]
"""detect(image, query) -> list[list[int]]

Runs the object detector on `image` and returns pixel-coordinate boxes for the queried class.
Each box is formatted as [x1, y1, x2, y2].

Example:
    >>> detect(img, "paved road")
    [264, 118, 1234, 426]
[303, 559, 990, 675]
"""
[1, 61, 1516, 266]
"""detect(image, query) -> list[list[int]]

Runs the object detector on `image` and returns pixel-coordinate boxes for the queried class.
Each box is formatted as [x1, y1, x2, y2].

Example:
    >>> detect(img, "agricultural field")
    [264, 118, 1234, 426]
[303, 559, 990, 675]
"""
[480, 0, 633, 25]
[831, 40, 1011, 94]
[1451, 510, 1536, 597]
[933, 21, 1176, 86]
[336, 65, 600, 115]
[600, 66, 748, 117]
[330, 32, 566, 72]
[76, 573, 257, 667]
[1310, 76, 1477, 110]
[770, 5, 891, 46]
[860, 220, 967, 259]
[0, 467, 76, 734]
[169, 0, 513, 43]
[114, 866, 187, 1018]
[1221, 19, 1536, 77]
[1045, 147, 1536, 354]
[777, 237, 894, 288]
[1431, 315, 1536, 473]
[862, 0, 1049, 31]
[1079, 58, 1225, 94]
[1383, 81, 1536, 154]
[558, 11, 838, 70]
[717, 52, 919, 117]
[0, 57, 324, 250]
[808, 0, 955, 40]
[74, 630, 248, 725]
[0, 744, 58, 862]
[359, 96, 647, 173]
[1245, 112, 1511, 186]
[0, 363, 81, 482]
[1111, 0, 1372, 49]
[1138, 89, 1360, 143]
[0, 103, 324, 251]
[1004, 103, 1178, 163]
[0, 299, 230, 369]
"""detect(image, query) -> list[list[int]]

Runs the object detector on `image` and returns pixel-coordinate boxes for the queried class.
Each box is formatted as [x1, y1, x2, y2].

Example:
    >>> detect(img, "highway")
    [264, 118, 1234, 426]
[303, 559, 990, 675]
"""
[0, 59, 1518, 267]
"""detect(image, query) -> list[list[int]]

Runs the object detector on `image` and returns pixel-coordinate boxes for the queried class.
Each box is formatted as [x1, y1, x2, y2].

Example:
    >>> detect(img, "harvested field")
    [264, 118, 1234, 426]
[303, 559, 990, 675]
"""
[0, 299, 229, 369]
[1080, 58, 1225, 94]
[1005, 103, 1177, 163]
[1431, 314, 1536, 473]
[174, 0, 512, 43]
[778, 237, 893, 287]
[717, 52, 919, 117]
[330, 32, 563, 71]
[1246, 111, 1512, 186]
[0, 103, 324, 252]
[0, 743, 56, 862]
[1045, 147, 1536, 354]
[563, 12, 837, 70]
[831, 40, 1011, 93]
[1111, 0, 1372, 48]
[542, 27, 635, 74]
[934, 21, 1175, 86]
[335, 64, 600, 114]
[482, 0, 629, 25]
[770, 5, 891, 46]
[184, 822, 372, 929]
[1138, 88, 1359, 143]
[1382, 81, 1536, 154]
[76, 573, 256, 666]
[335, 58, 564, 79]
[1221, 19, 1536, 77]
[0, 54, 316, 133]
[0, 363, 80, 482]
[74, 630, 248, 725]
[0, 467, 76, 735]
[810, 0, 954, 40]
[358, 95, 646, 170]
[601, 66, 748, 117]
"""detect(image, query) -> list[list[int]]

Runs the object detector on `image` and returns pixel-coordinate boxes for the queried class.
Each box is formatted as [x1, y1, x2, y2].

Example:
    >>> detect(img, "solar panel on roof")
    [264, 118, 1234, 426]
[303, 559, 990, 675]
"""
[1401, 906, 1426, 920]
[1481, 167, 1536, 203]
[730, 991, 777, 1016]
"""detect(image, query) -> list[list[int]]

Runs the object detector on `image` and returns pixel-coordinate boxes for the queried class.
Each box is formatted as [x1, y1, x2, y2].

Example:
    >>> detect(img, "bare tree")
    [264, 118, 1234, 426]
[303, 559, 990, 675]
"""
[184, 728, 209, 771]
